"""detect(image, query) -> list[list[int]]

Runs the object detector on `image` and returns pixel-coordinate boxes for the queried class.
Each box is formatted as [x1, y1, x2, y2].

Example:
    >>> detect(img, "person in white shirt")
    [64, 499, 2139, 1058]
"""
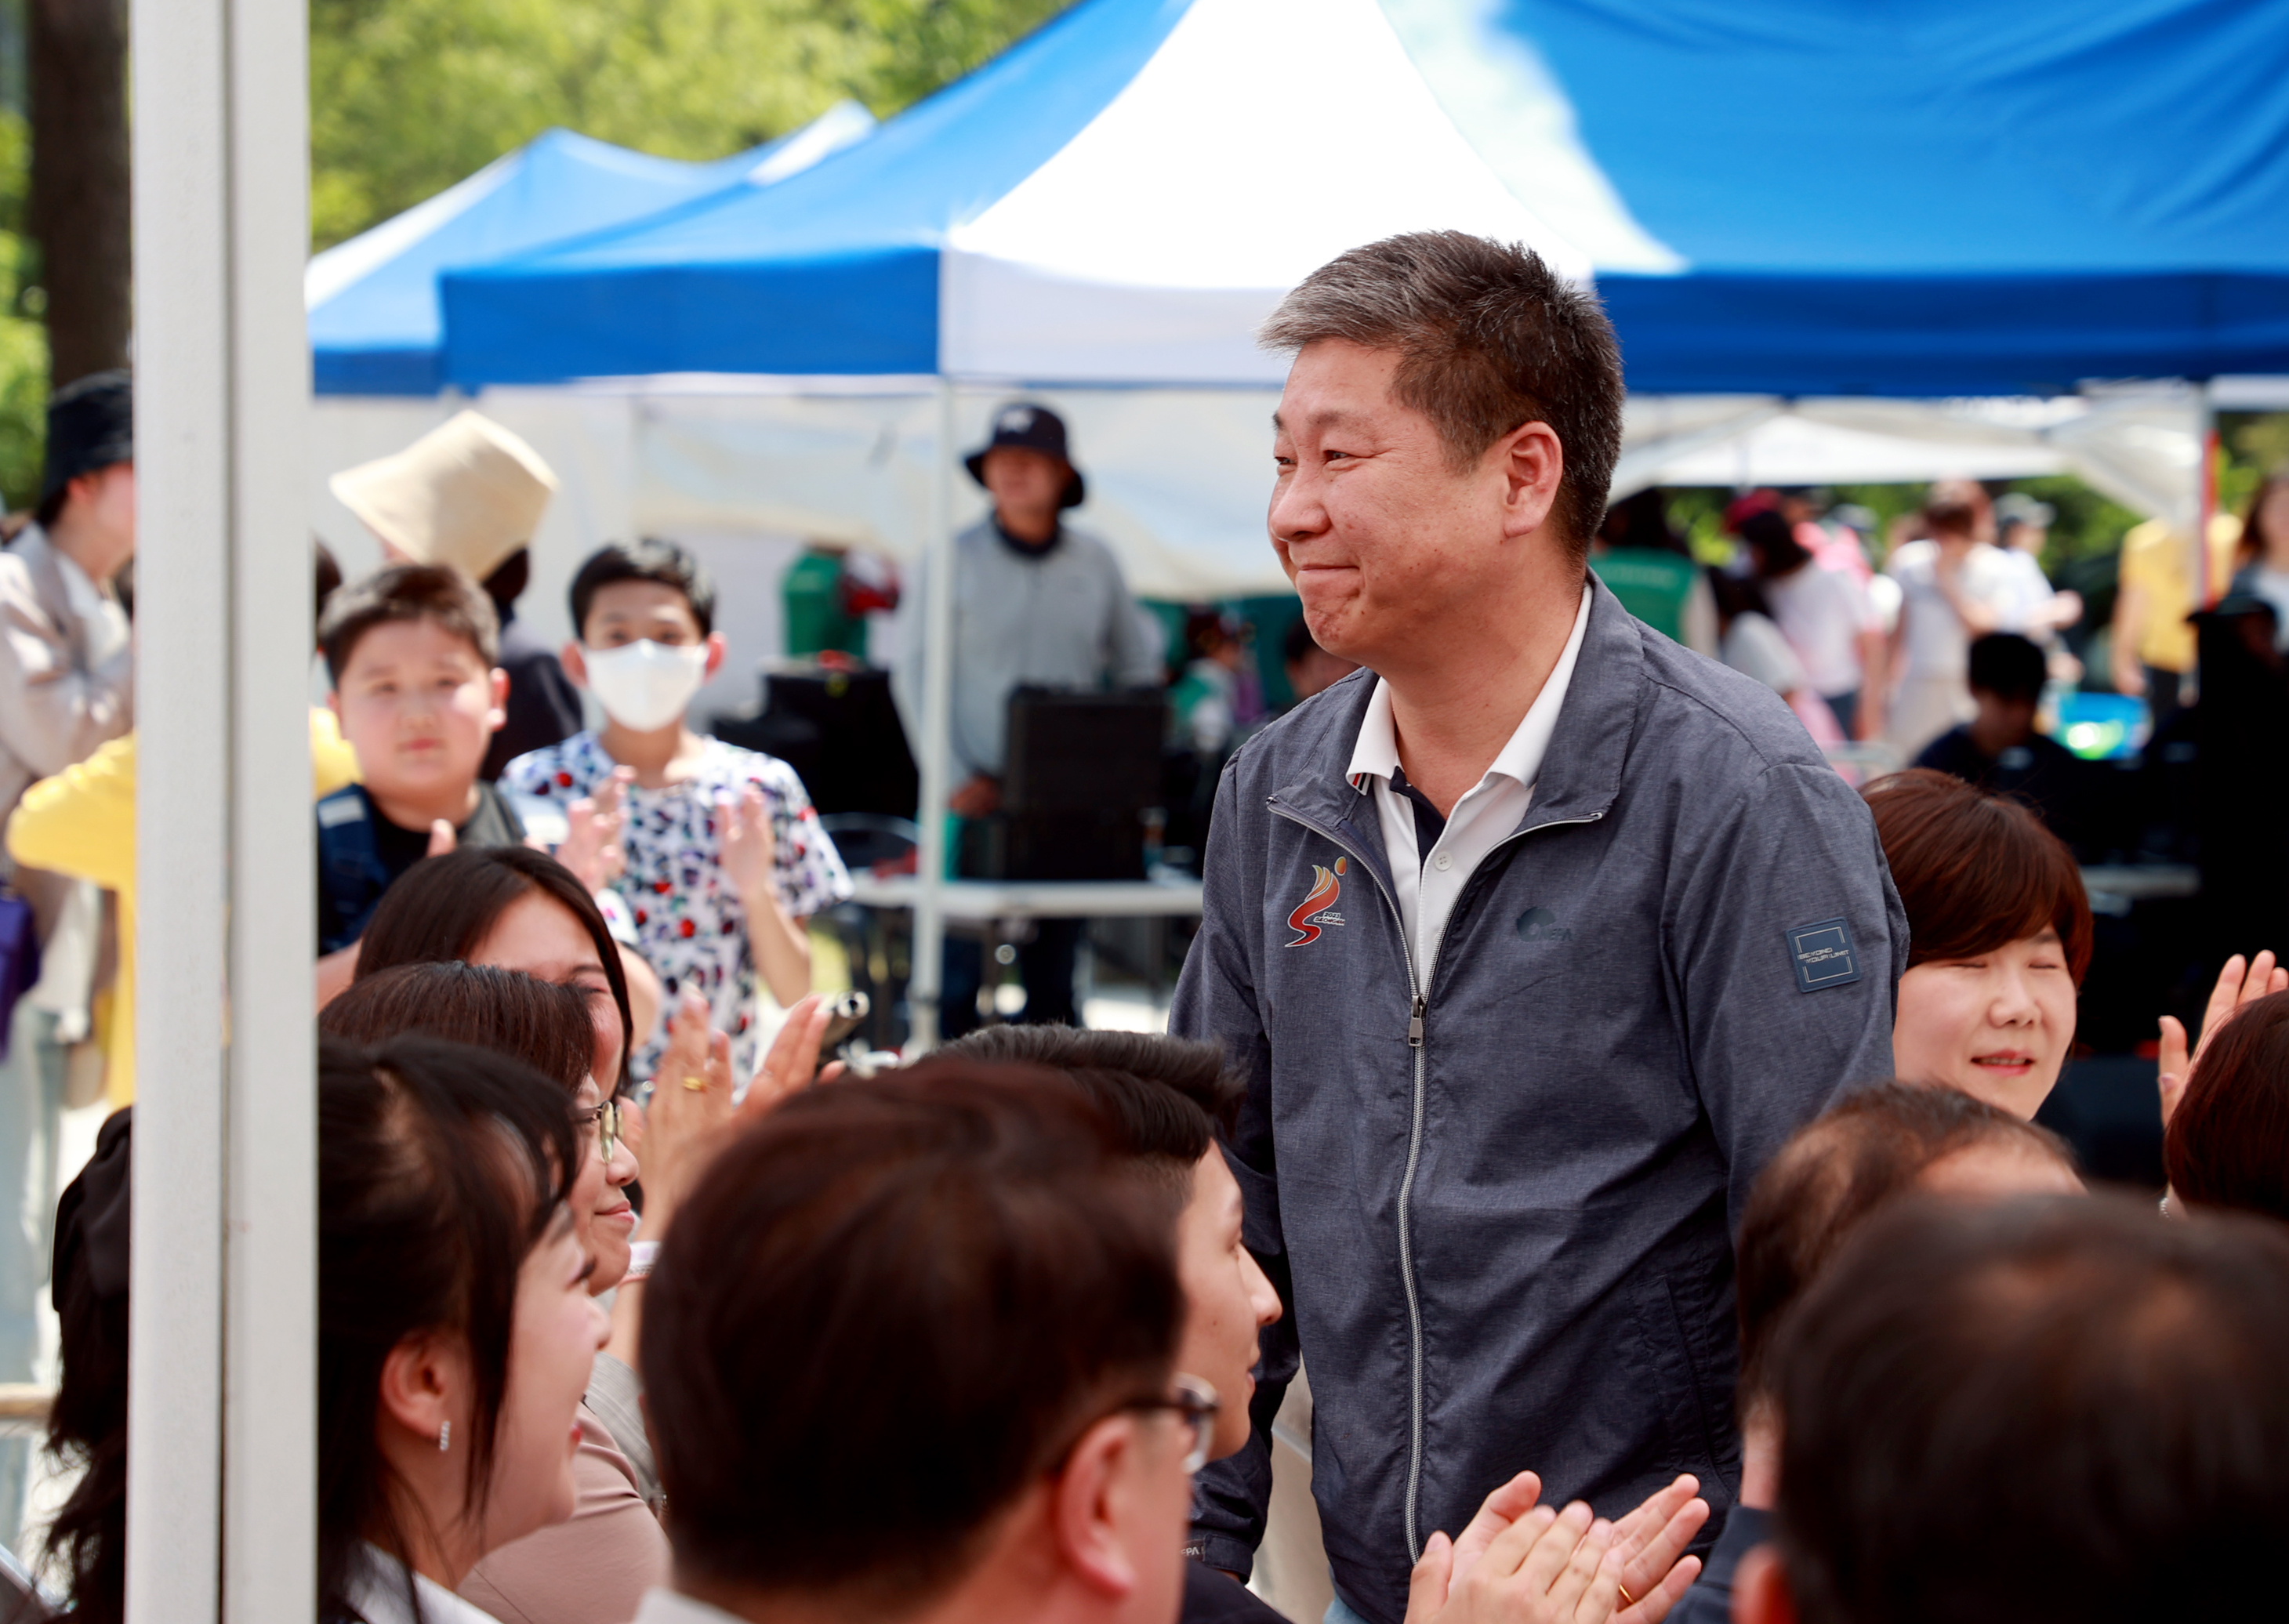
[1883, 482, 2020, 762]
[629, 1067, 1199, 1624]
[1736, 509, 1882, 739]
[2229, 469, 2289, 648]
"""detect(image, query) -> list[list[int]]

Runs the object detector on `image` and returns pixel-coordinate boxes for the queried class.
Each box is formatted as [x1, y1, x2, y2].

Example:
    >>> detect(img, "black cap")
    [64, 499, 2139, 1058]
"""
[42, 369, 133, 507]
[965, 402, 1085, 509]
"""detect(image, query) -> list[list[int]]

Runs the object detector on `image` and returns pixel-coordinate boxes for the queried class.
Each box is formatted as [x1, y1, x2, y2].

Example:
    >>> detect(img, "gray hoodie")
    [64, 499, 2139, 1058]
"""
[1173, 578, 1906, 1624]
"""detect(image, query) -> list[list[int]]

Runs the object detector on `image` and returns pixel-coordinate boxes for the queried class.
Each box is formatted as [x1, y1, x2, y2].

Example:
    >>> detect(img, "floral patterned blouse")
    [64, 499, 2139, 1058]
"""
[503, 731, 854, 1079]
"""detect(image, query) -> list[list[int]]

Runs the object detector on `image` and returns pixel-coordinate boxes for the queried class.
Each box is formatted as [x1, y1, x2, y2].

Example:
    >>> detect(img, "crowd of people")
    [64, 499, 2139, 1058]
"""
[2, 230, 2288, 1624]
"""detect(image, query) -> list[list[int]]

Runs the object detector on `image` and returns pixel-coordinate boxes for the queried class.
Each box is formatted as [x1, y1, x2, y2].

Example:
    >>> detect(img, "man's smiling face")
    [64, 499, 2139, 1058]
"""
[1268, 338, 1539, 673]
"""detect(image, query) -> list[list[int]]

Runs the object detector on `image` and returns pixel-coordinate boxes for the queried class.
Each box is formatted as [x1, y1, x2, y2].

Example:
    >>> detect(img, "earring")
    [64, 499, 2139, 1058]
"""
[438, 1421, 451, 1453]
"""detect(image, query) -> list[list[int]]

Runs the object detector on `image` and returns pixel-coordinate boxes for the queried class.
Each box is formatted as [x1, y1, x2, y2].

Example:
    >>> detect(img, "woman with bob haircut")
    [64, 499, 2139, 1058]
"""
[319, 1035, 608, 1624]
[321, 964, 666, 1624]
[353, 846, 640, 1094]
[1863, 769, 2091, 1117]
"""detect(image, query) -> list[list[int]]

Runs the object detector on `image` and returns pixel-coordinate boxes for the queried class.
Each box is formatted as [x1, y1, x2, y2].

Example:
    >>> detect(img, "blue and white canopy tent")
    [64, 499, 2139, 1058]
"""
[307, 103, 876, 396]
[319, 0, 2289, 1044]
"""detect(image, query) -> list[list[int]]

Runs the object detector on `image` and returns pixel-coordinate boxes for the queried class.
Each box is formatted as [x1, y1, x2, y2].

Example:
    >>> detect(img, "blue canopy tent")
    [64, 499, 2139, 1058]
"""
[433, 0, 2289, 395]
[307, 103, 872, 394]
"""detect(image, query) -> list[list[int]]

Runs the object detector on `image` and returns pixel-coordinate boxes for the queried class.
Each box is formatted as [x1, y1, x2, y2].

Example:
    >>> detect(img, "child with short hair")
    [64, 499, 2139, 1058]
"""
[314, 563, 525, 987]
[502, 539, 851, 1078]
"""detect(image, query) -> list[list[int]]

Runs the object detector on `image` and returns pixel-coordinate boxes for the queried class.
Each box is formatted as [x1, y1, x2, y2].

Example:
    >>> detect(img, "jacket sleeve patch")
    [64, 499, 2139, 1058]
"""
[1787, 918, 1863, 992]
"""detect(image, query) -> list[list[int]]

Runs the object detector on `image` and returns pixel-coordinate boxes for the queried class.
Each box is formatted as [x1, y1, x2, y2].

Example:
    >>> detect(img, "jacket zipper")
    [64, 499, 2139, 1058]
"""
[1270, 796, 1605, 1560]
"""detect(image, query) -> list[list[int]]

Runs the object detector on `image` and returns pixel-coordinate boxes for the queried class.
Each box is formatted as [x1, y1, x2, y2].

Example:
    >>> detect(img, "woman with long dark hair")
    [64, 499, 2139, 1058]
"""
[321, 966, 667, 1624]
[319, 1035, 605, 1623]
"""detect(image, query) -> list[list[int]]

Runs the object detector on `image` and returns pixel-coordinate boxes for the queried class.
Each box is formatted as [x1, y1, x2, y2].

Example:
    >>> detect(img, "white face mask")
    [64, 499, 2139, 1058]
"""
[582, 640, 707, 732]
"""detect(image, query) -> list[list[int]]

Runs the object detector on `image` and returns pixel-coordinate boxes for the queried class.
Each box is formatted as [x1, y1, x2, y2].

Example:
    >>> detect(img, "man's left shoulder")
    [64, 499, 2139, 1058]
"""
[1628, 629, 1834, 783]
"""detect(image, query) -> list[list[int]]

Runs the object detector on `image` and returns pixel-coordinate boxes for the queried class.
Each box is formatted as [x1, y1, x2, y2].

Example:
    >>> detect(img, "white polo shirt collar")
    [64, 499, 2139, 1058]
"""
[1344, 585, 1593, 974]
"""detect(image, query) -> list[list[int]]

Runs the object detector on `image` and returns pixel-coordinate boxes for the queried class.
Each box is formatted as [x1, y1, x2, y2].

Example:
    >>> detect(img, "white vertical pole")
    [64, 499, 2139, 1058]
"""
[129, 0, 315, 1619]
[909, 379, 959, 1050]
[126, 0, 229, 1610]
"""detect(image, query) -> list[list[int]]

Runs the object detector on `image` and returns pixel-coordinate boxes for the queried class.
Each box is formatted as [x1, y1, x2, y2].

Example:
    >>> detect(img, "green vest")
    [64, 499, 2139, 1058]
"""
[1592, 549, 1700, 642]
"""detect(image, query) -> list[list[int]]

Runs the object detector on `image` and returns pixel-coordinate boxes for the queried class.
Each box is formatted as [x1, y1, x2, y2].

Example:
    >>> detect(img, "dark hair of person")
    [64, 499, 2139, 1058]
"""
[1965, 632, 2047, 702]
[1598, 487, 1690, 558]
[1922, 492, 1982, 538]
[39, 1109, 134, 1624]
[568, 538, 716, 638]
[1258, 230, 1623, 560]
[318, 1035, 576, 1621]
[1707, 564, 1775, 628]
[2164, 988, 2289, 1220]
[1735, 1082, 2073, 1410]
[1863, 769, 2091, 982]
[322, 962, 597, 1096]
[353, 846, 633, 1093]
[1765, 1193, 2289, 1624]
[319, 560, 502, 685]
[314, 541, 343, 641]
[2236, 467, 2289, 569]
[1736, 508, 1812, 577]
[1282, 614, 1326, 668]
[935, 1026, 1243, 1191]
[643, 1064, 1182, 1610]
[482, 546, 530, 616]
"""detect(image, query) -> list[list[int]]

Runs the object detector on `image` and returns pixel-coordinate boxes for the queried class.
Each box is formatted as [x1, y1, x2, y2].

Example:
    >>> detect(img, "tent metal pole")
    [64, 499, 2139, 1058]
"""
[909, 378, 959, 1051]
[127, 0, 315, 1616]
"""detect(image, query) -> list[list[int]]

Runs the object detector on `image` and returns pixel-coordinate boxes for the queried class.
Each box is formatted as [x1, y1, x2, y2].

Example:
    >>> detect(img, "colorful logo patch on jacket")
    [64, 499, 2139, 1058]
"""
[1286, 857, 1347, 947]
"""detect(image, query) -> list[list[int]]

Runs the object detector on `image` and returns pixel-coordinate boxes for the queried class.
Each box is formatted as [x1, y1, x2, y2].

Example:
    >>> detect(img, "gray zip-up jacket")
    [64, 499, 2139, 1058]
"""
[1172, 578, 1906, 1624]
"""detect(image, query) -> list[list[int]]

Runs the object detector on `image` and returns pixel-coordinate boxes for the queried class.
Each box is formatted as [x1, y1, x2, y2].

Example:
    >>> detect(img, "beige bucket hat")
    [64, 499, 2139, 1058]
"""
[329, 410, 559, 582]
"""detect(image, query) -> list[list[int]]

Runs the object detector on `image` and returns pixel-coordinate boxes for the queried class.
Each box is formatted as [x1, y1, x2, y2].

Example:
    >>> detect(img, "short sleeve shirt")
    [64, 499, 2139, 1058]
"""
[502, 732, 854, 1079]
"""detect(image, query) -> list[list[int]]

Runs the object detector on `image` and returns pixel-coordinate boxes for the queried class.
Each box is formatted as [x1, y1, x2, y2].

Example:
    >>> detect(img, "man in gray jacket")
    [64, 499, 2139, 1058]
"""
[894, 403, 1163, 1031]
[1172, 234, 1904, 1624]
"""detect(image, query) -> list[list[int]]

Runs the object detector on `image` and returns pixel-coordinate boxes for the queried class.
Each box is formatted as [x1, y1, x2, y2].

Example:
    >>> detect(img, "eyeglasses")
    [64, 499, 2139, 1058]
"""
[1121, 1374, 1220, 1474]
[572, 1099, 622, 1165]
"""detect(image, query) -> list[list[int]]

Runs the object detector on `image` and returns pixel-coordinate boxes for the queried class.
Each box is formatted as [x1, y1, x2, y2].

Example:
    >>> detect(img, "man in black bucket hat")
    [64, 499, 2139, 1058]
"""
[894, 401, 1163, 1035]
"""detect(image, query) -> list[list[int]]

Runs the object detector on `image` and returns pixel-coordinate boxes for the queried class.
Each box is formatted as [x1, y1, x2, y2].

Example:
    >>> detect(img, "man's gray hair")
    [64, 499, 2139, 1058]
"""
[1261, 232, 1623, 557]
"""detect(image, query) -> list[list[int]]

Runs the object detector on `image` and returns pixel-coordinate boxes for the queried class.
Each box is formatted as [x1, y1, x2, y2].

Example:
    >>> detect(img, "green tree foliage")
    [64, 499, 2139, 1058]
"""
[309, 0, 1075, 249]
[0, 107, 48, 510]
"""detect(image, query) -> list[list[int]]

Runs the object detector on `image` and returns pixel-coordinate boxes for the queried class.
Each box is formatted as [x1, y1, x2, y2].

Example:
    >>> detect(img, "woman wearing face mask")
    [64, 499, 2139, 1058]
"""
[322, 964, 666, 1624]
[499, 540, 853, 1089]
[1863, 770, 2092, 1118]
[318, 1035, 608, 1624]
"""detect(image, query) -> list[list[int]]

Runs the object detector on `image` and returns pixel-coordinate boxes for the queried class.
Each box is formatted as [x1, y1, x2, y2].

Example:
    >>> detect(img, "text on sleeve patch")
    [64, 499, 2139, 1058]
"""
[1787, 917, 1863, 992]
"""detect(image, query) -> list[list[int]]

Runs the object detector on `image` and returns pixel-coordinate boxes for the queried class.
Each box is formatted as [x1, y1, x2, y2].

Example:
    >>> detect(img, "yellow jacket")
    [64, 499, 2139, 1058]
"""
[5, 710, 360, 1104]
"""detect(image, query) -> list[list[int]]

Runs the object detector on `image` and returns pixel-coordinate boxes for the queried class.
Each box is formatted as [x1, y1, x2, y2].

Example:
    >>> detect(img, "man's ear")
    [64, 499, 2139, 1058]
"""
[326, 689, 344, 724]
[1049, 1414, 1148, 1600]
[1732, 1543, 1799, 1624]
[487, 668, 510, 734]
[1493, 419, 1565, 544]
[562, 641, 589, 688]
[703, 630, 727, 681]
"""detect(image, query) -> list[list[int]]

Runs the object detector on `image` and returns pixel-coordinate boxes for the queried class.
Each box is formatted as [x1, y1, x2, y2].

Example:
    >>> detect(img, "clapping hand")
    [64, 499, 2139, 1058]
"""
[1406, 1493, 1622, 1624]
[1411, 1473, 1706, 1624]
[558, 766, 633, 890]
[719, 784, 777, 904]
[2158, 950, 2285, 1128]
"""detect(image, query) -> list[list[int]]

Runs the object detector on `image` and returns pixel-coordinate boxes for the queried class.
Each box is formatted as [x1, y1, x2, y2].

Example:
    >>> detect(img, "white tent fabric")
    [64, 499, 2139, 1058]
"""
[1616, 386, 2207, 531]
[938, 0, 1587, 382]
